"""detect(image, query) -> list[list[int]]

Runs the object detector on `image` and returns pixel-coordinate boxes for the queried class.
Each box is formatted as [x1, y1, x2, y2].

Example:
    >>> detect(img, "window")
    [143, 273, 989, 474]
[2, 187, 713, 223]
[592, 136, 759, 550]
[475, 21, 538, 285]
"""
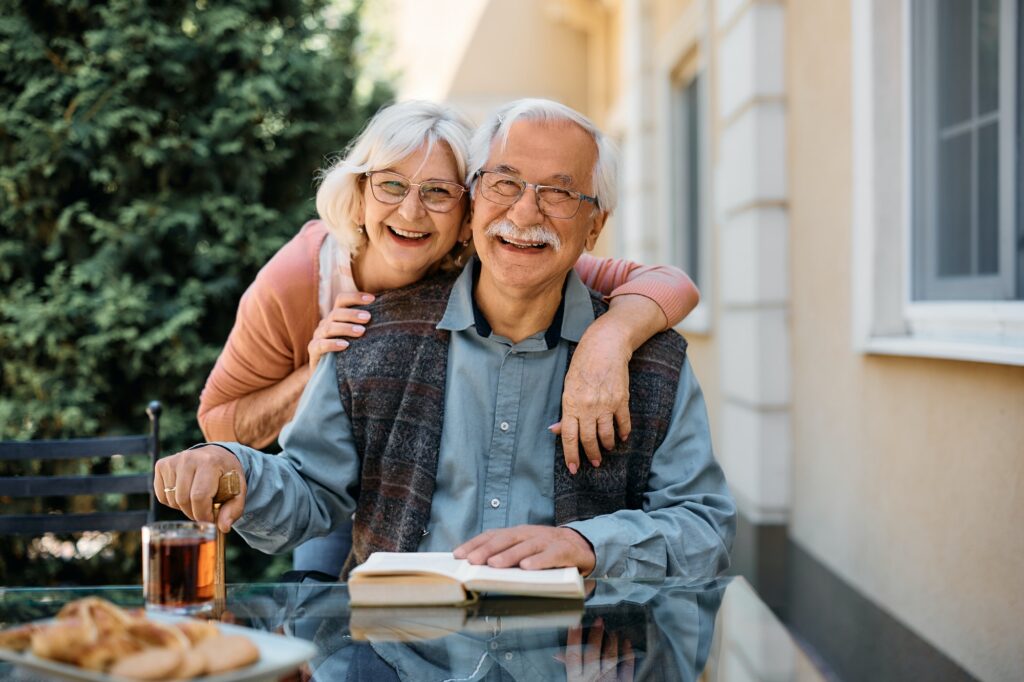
[851, 0, 1024, 365]
[673, 73, 705, 287]
[665, 67, 711, 334]
[911, 0, 1021, 302]
[672, 72, 707, 290]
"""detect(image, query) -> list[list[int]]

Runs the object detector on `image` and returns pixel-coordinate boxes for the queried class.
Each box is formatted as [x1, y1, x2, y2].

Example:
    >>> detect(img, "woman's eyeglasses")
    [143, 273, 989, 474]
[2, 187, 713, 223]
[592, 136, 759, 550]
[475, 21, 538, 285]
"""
[364, 171, 467, 213]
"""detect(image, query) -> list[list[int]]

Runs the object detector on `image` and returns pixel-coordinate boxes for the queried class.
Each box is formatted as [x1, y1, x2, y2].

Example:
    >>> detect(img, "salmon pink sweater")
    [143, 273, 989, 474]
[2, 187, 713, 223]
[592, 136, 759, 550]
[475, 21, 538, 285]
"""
[198, 221, 697, 441]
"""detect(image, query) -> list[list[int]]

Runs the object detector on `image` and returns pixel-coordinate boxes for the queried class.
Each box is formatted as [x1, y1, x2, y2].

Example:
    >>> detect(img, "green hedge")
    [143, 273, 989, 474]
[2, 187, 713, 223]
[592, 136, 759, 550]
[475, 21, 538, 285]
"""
[0, 0, 390, 584]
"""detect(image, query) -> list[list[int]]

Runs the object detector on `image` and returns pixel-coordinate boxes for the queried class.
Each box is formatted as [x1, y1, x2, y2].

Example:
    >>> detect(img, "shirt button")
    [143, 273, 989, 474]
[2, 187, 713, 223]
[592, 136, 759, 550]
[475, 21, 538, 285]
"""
[499, 421, 510, 432]
[490, 641, 499, 650]
[490, 498, 501, 508]
[504, 652, 514, 661]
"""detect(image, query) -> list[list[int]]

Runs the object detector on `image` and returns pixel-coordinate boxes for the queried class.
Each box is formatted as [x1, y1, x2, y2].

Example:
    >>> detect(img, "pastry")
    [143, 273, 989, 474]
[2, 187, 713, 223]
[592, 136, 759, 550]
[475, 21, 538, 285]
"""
[0, 597, 261, 677]
[0, 623, 42, 652]
[194, 633, 260, 674]
[109, 647, 183, 680]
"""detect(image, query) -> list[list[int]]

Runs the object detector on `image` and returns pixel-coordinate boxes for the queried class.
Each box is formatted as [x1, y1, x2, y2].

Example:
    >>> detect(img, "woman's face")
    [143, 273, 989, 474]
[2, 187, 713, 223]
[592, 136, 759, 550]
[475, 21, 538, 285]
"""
[357, 142, 470, 286]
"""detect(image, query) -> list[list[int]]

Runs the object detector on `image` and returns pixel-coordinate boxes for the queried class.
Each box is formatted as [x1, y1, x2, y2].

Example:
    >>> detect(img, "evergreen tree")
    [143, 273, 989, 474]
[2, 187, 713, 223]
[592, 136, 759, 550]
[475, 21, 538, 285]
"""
[0, 0, 390, 583]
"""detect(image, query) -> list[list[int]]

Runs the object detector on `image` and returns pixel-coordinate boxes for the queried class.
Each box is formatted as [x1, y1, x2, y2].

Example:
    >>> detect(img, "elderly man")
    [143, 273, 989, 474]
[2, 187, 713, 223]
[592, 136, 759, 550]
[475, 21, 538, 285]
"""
[156, 99, 734, 579]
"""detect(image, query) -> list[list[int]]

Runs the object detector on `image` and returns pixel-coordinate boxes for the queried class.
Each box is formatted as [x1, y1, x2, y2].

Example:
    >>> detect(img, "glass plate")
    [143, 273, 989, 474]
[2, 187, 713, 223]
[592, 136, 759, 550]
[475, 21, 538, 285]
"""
[0, 613, 318, 681]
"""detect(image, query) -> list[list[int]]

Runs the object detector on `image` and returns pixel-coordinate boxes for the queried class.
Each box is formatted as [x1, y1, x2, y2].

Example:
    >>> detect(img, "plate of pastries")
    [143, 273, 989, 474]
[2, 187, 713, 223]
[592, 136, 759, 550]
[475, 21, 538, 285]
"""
[0, 597, 316, 681]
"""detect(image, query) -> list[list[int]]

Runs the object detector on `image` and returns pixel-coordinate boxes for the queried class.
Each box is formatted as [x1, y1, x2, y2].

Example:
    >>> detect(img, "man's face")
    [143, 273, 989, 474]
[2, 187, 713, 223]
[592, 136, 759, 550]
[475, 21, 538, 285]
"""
[469, 119, 607, 295]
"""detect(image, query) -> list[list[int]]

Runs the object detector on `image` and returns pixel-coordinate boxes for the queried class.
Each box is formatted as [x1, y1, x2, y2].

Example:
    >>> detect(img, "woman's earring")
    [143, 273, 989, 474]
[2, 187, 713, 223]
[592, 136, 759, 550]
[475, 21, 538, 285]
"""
[356, 226, 366, 235]
[454, 237, 472, 267]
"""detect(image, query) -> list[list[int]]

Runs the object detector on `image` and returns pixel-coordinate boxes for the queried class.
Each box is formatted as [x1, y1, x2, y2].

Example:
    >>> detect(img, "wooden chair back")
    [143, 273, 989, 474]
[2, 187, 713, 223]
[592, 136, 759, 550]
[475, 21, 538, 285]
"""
[0, 401, 161, 535]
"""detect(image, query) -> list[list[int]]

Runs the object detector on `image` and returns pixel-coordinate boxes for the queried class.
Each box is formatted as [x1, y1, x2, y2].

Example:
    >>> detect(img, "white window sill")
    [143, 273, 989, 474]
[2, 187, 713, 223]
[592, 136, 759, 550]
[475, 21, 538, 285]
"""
[863, 335, 1024, 366]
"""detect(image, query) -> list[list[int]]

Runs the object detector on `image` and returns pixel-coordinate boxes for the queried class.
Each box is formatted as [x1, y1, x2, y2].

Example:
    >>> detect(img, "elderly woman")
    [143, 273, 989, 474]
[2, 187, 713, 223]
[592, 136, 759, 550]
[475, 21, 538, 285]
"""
[195, 101, 698, 577]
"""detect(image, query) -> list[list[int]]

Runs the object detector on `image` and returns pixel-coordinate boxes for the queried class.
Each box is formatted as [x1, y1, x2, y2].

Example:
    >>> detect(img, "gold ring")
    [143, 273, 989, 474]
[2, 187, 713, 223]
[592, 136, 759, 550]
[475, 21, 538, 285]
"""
[163, 486, 176, 493]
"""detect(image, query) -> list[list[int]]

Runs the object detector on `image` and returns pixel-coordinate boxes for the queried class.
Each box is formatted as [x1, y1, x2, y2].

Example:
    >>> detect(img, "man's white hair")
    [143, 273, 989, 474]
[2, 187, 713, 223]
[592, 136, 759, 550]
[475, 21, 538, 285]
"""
[316, 100, 473, 255]
[467, 98, 618, 215]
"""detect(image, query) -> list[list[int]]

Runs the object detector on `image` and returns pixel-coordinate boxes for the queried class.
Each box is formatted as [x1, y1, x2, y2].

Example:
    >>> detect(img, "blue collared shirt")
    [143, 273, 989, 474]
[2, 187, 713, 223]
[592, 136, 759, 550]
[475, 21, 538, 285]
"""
[223, 261, 735, 579]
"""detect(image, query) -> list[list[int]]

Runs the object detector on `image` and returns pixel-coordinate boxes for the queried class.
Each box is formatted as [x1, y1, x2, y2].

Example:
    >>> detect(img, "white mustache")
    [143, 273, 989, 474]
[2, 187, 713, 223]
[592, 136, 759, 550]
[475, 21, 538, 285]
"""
[484, 219, 562, 252]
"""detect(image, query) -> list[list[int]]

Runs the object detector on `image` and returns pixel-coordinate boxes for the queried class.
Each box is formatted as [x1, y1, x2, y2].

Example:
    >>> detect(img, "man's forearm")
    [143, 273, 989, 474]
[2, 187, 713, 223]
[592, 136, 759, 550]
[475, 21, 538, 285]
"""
[232, 366, 312, 448]
[226, 358, 361, 553]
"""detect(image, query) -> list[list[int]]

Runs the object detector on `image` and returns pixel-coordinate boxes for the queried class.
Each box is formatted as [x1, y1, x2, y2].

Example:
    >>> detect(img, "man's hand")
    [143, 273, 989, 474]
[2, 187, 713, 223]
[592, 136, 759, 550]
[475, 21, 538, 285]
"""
[154, 445, 247, 533]
[557, 618, 635, 682]
[453, 525, 596, 575]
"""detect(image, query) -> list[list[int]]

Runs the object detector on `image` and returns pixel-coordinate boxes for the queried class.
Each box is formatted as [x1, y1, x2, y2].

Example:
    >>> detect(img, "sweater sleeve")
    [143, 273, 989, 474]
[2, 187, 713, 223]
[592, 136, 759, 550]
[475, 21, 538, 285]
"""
[197, 223, 325, 442]
[572, 254, 700, 328]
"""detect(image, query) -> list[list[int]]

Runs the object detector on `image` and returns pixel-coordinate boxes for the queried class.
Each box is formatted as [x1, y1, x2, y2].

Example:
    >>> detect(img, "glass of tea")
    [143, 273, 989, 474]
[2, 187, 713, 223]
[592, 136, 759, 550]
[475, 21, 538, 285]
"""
[142, 521, 216, 614]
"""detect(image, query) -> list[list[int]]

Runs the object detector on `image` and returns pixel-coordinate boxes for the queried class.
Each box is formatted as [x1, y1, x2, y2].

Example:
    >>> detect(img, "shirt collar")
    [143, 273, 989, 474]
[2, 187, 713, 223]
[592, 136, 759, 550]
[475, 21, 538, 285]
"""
[437, 257, 596, 346]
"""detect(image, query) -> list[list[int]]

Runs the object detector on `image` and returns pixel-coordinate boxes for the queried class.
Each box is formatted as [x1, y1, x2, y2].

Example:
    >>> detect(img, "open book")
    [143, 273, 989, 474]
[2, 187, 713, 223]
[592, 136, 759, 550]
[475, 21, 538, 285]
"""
[347, 552, 585, 606]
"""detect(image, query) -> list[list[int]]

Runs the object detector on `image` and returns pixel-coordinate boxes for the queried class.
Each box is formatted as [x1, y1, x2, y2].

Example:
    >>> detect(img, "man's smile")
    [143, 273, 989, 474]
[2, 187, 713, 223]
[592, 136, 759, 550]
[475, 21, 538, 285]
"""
[497, 235, 550, 250]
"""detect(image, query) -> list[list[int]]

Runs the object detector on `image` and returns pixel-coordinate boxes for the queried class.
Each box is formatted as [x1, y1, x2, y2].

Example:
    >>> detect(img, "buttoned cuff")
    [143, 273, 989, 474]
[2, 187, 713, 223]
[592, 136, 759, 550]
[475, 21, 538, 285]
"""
[564, 518, 627, 578]
[564, 517, 668, 579]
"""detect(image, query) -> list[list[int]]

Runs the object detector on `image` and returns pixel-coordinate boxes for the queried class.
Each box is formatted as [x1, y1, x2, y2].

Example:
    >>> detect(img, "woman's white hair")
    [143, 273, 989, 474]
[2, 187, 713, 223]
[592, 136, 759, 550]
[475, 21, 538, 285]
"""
[467, 98, 618, 214]
[315, 100, 473, 255]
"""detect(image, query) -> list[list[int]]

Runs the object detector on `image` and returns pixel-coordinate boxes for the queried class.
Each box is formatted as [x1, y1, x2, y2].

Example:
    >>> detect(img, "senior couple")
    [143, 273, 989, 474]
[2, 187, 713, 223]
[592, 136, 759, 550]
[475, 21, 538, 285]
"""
[157, 98, 735, 581]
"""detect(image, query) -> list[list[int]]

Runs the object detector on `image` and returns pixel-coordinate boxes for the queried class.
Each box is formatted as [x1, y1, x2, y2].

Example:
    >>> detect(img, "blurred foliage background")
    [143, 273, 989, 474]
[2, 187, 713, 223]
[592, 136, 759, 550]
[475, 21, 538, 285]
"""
[0, 0, 391, 585]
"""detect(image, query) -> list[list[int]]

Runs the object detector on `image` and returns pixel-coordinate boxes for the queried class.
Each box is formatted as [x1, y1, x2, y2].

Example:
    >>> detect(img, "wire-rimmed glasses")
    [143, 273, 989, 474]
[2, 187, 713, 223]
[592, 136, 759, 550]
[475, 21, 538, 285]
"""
[364, 171, 467, 213]
[474, 170, 600, 219]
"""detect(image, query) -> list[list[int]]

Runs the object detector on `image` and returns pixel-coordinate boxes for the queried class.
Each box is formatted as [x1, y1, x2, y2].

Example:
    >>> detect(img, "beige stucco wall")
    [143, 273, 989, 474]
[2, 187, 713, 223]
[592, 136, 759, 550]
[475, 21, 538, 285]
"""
[786, 1, 1024, 679]
[388, 0, 1022, 676]
[392, 0, 589, 125]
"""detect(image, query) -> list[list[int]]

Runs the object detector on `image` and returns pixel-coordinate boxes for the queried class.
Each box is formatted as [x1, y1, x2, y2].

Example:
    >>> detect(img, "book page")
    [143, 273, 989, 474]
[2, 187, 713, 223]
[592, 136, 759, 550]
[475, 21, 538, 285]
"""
[351, 552, 467, 581]
[351, 552, 582, 597]
[462, 564, 579, 586]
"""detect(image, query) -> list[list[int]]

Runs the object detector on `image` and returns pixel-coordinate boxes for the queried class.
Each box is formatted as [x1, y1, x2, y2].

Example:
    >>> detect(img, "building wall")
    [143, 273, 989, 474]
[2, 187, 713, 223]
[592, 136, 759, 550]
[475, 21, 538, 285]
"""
[786, 1, 1024, 679]
[391, 0, 589, 125]
[388, 2, 1024, 677]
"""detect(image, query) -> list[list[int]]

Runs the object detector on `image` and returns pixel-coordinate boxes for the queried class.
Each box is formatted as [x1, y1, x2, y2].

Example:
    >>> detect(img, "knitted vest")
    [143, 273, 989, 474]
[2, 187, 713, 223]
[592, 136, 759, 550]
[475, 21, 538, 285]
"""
[336, 272, 688, 576]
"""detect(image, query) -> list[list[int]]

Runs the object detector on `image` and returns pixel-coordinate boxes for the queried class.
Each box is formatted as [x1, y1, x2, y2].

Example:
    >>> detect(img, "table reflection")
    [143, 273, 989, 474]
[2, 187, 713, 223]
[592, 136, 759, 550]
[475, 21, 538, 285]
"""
[1, 576, 822, 681]
[230, 579, 727, 681]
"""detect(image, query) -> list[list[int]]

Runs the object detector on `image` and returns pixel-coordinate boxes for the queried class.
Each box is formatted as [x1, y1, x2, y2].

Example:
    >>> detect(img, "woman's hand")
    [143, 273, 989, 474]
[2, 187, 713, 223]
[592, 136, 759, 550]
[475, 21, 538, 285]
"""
[557, 319, 633, 474]
[307, 292, 375, 370]
[556, 294, 668, 474]
[154, 446, 247, 533]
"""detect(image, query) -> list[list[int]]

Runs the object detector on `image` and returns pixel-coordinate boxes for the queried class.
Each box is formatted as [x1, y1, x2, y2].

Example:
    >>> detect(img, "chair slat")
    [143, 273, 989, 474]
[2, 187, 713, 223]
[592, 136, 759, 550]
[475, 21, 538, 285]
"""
[0, 474, 152, 498]
[0, 511, 151, 535]
[0, 436, 152, 462]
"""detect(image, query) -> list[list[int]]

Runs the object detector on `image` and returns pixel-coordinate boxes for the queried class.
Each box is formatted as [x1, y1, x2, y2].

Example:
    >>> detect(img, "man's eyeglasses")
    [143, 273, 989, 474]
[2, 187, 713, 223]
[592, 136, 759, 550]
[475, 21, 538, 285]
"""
[364, 171, 467, 213]
[474, 170, 600, 219]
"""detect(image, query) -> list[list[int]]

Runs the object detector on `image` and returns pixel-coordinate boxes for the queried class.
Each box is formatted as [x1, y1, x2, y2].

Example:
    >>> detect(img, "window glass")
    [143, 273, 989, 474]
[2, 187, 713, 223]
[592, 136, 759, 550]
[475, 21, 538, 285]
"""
[937, 0, 973, 127]
[936, 134, 971, 277]
[674, 73, 704, 288]
[912, 0, 1019, 300]
[978, 122, 1000, 274]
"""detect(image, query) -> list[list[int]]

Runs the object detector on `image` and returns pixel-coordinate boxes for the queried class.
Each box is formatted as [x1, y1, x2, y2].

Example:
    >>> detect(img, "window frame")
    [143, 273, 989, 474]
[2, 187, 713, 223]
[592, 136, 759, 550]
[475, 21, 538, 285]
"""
[671, 69, 711, 333]
[852, 0, 1024, 366]
[909, 0, 1018, 303]
[663, 59, 712, 333]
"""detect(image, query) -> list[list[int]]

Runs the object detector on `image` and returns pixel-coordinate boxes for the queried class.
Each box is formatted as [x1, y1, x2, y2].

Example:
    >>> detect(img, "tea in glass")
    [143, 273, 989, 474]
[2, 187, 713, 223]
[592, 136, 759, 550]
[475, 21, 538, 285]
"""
[142, 521, 216, 613]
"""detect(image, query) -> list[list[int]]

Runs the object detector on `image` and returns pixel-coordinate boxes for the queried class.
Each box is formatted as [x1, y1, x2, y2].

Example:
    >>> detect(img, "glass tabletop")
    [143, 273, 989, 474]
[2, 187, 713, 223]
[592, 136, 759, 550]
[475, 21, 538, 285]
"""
[0, 577, 823, 681]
